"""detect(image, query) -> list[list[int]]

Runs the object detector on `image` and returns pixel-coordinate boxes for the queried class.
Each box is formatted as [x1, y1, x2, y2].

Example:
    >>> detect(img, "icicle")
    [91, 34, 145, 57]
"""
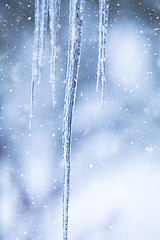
[38, 0, 48, 84]
[48, 0, 61, 107]
[62, 0, 85, 240]
[96, 0, 103, 93]
[29, 0, 48, 128]
[29, 0, 41, 129]
[101, 0, 110, 104]
[96, 0, 110, 105]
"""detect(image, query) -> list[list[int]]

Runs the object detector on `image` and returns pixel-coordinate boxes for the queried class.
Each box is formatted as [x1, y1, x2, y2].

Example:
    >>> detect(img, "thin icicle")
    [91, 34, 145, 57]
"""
[29, 0, 48, 128]
[96, 0, 103, 92]
[38, 0, 48, 84]
[29, 0, 41, 129]
[96, 0, 110, 105]
[48, 0, 61, 107]
[101, 0, 110, 105]
[62, 0, 85, 240]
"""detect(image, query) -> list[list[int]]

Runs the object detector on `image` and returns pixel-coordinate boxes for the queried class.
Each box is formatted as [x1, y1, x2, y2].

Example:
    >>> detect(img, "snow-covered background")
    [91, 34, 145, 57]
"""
[0, 0, 160, 239]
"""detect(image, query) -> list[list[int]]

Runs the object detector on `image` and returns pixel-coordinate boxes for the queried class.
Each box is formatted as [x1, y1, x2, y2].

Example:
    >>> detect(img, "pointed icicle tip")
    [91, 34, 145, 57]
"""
[29, 117, 32, 129]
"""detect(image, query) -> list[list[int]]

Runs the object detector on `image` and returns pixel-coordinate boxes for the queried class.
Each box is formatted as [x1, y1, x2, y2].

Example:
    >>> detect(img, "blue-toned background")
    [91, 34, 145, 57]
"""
[0, 0, 160, 239]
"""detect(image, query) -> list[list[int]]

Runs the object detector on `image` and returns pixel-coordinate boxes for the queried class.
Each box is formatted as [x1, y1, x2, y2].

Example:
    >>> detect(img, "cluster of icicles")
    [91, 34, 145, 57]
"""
[29, 0, 110, 239]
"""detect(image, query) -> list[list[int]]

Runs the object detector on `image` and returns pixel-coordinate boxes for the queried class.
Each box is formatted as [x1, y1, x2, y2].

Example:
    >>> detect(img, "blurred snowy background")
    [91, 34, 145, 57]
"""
[0, 0, 160, 239]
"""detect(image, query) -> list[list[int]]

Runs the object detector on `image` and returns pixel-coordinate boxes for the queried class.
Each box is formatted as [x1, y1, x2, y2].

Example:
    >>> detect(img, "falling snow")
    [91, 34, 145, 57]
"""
[0, 0, 160, 240]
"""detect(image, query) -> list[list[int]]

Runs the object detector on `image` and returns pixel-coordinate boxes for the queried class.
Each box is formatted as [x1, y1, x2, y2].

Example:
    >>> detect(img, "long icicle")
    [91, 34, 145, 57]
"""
[38, 0, 48, 84]
[96, 0, 110, 105]
[48, 0, 61, 107]
[29, 0, 48, 128]
[29, 0, 41, 129]
[62, 0, 85, 239]
[96, 0, 103, 93]
[101, 0, 110, 105]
